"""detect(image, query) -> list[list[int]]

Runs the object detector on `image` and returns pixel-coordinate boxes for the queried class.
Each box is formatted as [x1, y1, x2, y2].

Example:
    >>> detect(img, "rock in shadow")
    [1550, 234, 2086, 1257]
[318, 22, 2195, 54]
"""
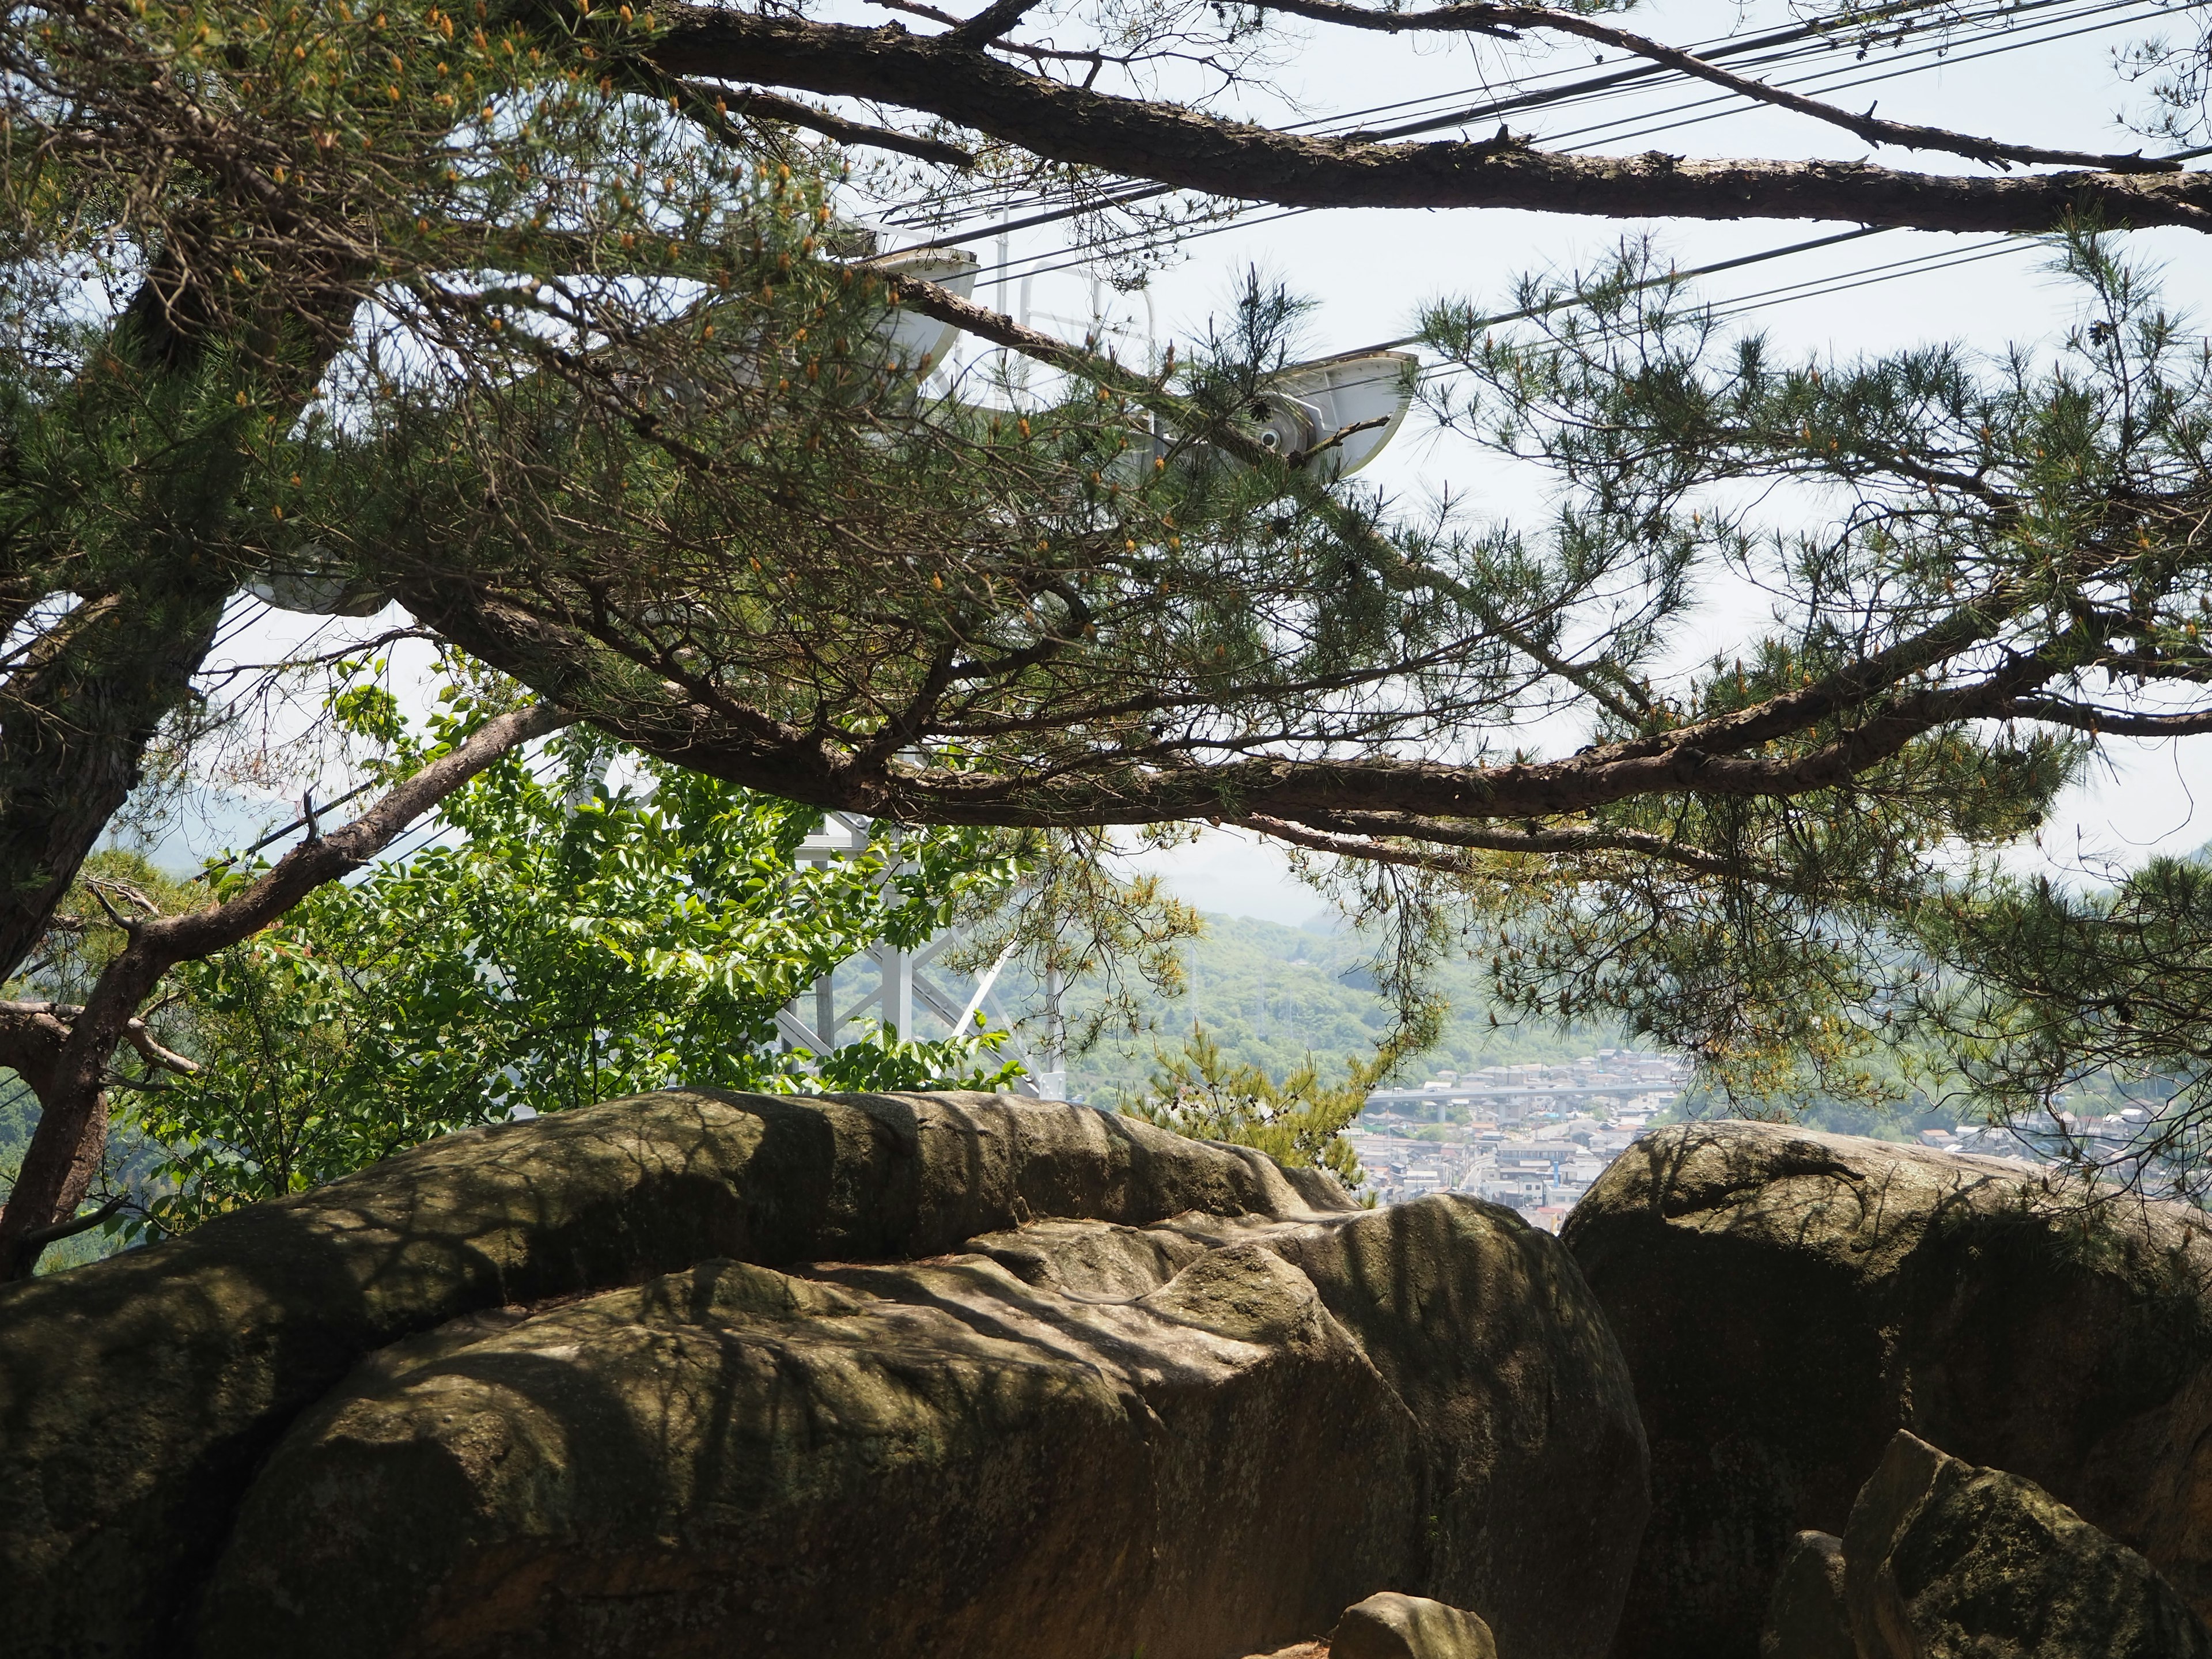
[1566, 1120, 2212, 1659]
[1762, 1430, 2212, 1659]
[187, 1195, 1644, 1659]
[0, 1089, 1344, 1659]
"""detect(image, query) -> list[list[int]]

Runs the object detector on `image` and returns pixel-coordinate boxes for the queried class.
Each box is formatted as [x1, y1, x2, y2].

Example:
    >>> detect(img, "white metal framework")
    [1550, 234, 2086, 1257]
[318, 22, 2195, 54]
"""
[775, 812, 1067, 1098]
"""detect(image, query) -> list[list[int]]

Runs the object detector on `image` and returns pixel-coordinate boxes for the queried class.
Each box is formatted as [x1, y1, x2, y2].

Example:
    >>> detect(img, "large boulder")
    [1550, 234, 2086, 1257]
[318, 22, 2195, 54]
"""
[968, 1197, 1651, 1659]
[1261, 1200, 1647, 1659]
[1841, 1431, 2212, 1659]
[3, 1091, 1647, 1659]
[0, 1089, 1346, 1659]
[195, 1245, 1419, 1659]
[190, 1195, 1647, 1659]
[1563, 1120, 2212, 1659]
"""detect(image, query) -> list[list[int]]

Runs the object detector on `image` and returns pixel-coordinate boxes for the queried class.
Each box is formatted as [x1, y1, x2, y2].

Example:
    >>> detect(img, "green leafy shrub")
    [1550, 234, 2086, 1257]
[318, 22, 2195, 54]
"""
[1122, 1024, 1390, 1193]
[132, 725, 1022, 1232]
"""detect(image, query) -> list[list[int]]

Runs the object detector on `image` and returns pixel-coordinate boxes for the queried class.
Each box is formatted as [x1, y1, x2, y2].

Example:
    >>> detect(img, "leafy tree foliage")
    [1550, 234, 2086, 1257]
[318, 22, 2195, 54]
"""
[0, 849, 202, 1242]
[1291, 237, 2212, 1115]
[13, 0, 2212, 1254]
[1123, 1022, 1400, 1190]
[0, 0, 1186, 1257]
[129, 717, 1023, 1230]
[1901, 855, 2212, 1199]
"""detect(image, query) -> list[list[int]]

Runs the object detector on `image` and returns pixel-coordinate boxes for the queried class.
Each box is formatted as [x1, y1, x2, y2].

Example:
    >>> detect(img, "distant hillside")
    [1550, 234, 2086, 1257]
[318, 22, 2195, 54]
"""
[1005, 910, 1627, 1104]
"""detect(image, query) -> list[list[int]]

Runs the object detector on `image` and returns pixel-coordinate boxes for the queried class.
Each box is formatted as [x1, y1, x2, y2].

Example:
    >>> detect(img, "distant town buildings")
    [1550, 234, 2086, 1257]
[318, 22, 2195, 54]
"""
[1946, 1107, 2202, 1194]
[1354, 1054, 2209, 1227]
[1353, 1049, 1690, 1228]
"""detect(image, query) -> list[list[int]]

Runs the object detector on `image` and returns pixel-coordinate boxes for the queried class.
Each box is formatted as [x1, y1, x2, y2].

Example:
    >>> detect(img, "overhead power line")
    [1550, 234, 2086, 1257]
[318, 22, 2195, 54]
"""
[957, 0, 2191, 294]
[892, 0, 2074, 228]
[207, 594, 274, 654]
[187, 0, 2202, 853]
[1538, 0, 2188, 154]
[884, 0, 2188, 251]
[1355, 0, 2147, 142]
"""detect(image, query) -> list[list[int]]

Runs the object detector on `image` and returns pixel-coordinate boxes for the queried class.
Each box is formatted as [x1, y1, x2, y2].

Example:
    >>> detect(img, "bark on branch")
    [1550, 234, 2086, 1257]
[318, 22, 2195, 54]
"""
[650, 13, 2212, 234]
[20, 1194, 130, 1248]
[946, 0, 1049, 45]
[1240, 810, 1772, 882]
[406, 551, 2066, 831]
[2002, 697, 2212, 736]
[715, 85, 976, 166]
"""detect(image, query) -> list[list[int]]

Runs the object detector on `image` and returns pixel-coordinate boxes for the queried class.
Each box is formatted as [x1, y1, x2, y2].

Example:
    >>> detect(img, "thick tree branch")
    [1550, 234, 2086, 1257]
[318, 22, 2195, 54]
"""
[0, 1001, 198, 1092]
[403, 569, 2046, 829]
[2002, 696, 2212, 736]
[120, 1019, 200, 1077]
[0, 1002, 74, 1098]
[18, 1193, 129, 1248]
[946, 0, 1048, 46]
[1242, 810, 1767, 882]
[392, 302, 2066, 840]
[651, 13, 2212, 233]
[889, 268, 2046, 753]
[132, 703, 573, 971]
[0, 575, 229, 983]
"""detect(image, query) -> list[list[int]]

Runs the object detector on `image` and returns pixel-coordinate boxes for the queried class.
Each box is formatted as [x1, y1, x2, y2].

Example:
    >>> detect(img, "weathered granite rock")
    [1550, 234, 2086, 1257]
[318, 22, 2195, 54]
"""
[192, 1194, 1647, 1659]
[0, 1089, 1347, 1659]
[1331, 1592, 1499, 1659]
[1264, 1198, 1649, 1659]
[968, 1197, 1651, 1659]
[1843, 1431, 2212, 1659]
[196, 1245, 1417, 1659]
[1562, 1120, 2212, 1659]
[1759, 1532, 1853, 1659]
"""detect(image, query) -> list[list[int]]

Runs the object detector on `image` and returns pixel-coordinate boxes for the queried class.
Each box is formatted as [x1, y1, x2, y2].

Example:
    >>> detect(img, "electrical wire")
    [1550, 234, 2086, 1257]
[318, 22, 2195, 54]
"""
[997, 220, 2047, 396]
[1533, 0, 2188, 154]
[1394, 233, 2039, 393]
[885, 0, 2088, 228]
[192, 778, 380, 881]
[1361, 0, 2168, 143]
[1703, 234, 2033, 321]
[188, 700, 573, 880]
[206, 594, 274, 655]
[205, 608, 345, 679]
[175, 0, 2191, 862]
[959, 0, 2191, 293]
[882, 0, 2187, 247]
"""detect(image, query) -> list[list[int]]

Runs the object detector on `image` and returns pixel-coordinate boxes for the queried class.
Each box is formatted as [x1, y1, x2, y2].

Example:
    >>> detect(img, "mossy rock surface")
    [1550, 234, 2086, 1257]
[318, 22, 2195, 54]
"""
[191, 1195, 1646, 1659]
[1842, 1431, 2212, 1659]
[196, 1246, 1407, 1659]
[0, 1089, 1343, 1659]
[3, 1092, 1647, 1659]
[1564, 1120, 2212, 1659]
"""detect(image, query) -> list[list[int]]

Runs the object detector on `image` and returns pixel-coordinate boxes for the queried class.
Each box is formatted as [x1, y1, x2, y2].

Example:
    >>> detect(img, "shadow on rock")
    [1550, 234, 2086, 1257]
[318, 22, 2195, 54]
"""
[2, 1090, 1646, 1659]
[1566, 1120, 2212, 1659]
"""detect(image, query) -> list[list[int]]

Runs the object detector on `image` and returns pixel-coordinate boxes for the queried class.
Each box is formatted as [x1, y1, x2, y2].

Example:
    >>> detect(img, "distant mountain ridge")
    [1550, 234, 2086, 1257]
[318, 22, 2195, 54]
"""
[1028, 910, 1623, 1103]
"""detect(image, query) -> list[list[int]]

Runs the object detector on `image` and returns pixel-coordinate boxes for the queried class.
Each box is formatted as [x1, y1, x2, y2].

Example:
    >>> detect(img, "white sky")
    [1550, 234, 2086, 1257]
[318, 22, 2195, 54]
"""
[162, 0, 2212, 919]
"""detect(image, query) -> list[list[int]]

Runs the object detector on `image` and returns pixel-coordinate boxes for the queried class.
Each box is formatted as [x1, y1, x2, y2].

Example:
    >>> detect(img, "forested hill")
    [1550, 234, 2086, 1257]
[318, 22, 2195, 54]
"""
[1046, 911, 1623, 1104]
